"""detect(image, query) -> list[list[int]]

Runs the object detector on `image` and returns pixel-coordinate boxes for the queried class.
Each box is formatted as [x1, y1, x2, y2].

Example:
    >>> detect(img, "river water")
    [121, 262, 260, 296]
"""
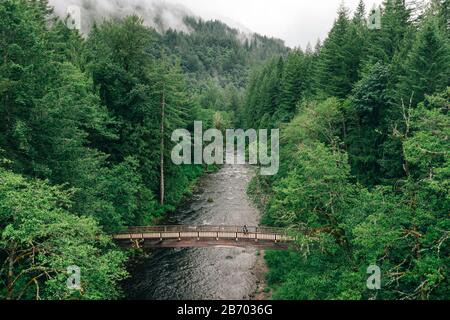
[123, 160, 262, 300]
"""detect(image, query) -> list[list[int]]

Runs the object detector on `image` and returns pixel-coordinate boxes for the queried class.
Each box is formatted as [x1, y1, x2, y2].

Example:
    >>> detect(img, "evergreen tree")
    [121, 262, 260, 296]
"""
[397, 13, 450, 107]
[316, 4, 365, 98]
[368, 0, 413, 62]
[345, 63, 390, 186]
[353, 0, 367, 23]
[0, 0, 49, 172]
[148, 56, 190, 205]
[277, 50, 312, 122]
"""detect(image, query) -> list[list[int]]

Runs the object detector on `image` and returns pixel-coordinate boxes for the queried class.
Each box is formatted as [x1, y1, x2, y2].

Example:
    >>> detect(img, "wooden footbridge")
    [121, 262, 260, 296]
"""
[113, 225, 296, 250]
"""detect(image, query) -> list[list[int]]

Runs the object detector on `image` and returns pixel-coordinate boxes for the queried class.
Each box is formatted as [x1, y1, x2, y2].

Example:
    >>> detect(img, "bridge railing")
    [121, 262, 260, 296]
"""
[118, 225, 292, 236]
[113, 225, 303, 243]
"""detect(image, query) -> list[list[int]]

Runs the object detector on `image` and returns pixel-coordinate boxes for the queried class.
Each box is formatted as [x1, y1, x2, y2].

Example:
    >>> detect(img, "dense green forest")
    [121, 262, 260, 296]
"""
[0, 0, 448, 301]
[245, 0, 449, 300]
[0, 0, 285, 299]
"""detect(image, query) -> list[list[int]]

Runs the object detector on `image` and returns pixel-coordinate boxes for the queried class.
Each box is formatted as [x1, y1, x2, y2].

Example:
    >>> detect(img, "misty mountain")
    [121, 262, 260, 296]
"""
[150, 17, 289, 88]
[49, 0, 195, 34]
[50, 0, 253, 41]
[49, 0, 289, 88]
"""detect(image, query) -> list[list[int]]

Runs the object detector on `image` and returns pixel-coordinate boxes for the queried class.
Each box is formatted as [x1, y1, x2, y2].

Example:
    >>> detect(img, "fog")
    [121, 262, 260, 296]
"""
[49, 0, 386, 48]
[163, 0, 386, 48]
[49, 0, 196, 34]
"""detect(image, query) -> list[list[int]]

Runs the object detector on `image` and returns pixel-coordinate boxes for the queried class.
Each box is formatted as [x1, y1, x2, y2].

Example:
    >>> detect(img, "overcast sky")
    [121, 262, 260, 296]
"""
[164, 0, 384, 48]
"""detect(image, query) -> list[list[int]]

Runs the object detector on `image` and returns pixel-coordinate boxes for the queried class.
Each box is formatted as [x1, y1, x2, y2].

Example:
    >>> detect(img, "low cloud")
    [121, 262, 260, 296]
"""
[49, 0, 195, 34]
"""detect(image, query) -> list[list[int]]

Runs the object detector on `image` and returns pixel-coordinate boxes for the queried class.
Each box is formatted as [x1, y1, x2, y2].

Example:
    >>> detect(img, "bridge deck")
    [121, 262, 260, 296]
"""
[113, 225, 296, 250]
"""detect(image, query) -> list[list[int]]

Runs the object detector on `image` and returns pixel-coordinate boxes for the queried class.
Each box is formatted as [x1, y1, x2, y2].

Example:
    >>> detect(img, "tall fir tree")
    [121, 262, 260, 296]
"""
[397, 11, 450, 107]
[368, 0, 413, 62]
[148, 56, 190, 205]
[316, 4, 365, 98]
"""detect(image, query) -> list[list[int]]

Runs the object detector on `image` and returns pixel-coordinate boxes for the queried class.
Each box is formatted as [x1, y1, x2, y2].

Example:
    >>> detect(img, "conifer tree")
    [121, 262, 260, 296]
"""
[316, 4, 364, 98]
[278, 51, 310, 120]
[368, 0, 413, 62]
[149, 56, 190, 205]
[397, 13, 450, 106]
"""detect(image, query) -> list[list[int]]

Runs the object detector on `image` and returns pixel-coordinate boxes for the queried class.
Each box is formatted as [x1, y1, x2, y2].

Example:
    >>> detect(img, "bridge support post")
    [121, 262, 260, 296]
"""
[236, 232, 238, 242]
[197, 231, 200, 241]
[274, 234, 277, 243]
[160, 232, 162, 241]
[178, 232, 181, 241]
[216, 232, 219, 241]
[255, 233, 258, 242]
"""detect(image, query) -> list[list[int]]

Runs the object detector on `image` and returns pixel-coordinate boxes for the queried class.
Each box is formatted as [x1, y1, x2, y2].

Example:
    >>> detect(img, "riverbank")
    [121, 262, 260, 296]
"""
[250, 250, 272, 300]
[246, 173, 274, 300]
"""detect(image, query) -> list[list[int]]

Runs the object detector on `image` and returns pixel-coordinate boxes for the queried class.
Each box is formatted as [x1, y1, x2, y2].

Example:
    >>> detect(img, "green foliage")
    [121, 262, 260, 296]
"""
[0, 0, 49, 165]
[244, 51, 315, 129]
[244, 0, 449, 300]
[1, 0, 449, 301]
[368, 0, 413, 62]
[396, 15, 450, 107]
[84, 157, 157, 231]
[267, 142, 352, 232]
[0, 168, 127, 300]
[316, 4, 368, 98]
[345, 62, 391, 185]
[257, 90, 449, 300]
[2, 0, 265, 299]
[159, 17, 288, 89]
[83, 16, 200, 208]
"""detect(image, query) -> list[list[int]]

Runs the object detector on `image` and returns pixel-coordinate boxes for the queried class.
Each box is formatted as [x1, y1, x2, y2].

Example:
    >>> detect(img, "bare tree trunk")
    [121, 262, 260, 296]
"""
[3, 32, 10, 131]
[160, 84, 165, 205]
[7, 246, 15, 300]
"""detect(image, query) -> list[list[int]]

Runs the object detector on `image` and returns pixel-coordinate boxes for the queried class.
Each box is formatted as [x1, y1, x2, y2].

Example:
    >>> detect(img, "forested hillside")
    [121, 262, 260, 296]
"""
[245, 0, 449, 300]
[0, 0, 286, 299]
[1, 0, 448, 301]
[150, 17, 288, 124]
